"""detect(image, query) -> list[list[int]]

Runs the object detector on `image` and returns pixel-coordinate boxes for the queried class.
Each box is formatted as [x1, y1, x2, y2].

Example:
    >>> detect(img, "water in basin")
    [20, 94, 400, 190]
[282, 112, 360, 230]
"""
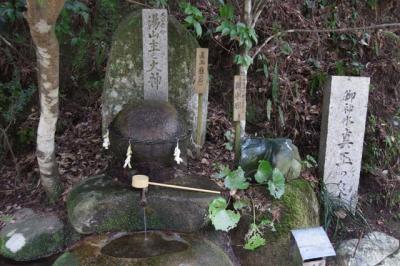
[101, 231, 190, 259]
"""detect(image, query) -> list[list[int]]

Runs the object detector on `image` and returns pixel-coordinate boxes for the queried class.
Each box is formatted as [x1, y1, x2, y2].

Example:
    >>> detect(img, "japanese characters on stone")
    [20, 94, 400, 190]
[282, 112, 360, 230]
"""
[335, 89, 357, 203]
[143, 9, 168, 101]
[319, 76, 370, 210]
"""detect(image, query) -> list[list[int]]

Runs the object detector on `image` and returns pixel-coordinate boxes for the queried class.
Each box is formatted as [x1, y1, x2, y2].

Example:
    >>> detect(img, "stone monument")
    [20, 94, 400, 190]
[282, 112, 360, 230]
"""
[102, 10, 208, 147]
[319, 76, 370, 209]
[142, 9, 168, 101]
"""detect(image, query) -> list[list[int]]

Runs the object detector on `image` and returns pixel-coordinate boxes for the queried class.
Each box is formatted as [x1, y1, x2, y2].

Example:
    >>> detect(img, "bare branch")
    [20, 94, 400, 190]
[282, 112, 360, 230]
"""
[251, 1, 269, 28]
[0, 34, 12, 47]
[252, 23, 400, 59]
[125, 0, 151, 8]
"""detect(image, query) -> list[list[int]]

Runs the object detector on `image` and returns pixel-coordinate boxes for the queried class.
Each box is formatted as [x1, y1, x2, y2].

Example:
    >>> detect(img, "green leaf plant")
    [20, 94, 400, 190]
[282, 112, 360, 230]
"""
[214, 2, 258, 69]
[179, 2, 204, 38]
[208, 197, 241, 232]
[208, 160, 286, 250]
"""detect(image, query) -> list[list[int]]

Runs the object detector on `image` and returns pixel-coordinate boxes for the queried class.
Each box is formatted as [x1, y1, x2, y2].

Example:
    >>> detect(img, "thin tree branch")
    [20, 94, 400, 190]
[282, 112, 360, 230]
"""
[125, 0, 151, 8]
[251, 2, 268, 29]
[252, 0, 268, 27]
[285, 23, 400, 34]
[252, 23, 400, 59]
[0, 34, 12, 47]
[251, 33, 279, 59]
[212, 36, 233, 54]
[253, 0, 265, 15]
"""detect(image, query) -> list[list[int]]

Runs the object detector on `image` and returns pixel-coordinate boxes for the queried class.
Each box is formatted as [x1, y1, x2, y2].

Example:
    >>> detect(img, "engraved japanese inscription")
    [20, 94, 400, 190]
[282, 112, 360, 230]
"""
[233, 75, 246, 122]
[194, 48, 209, 94]
[319, 76, 370, 209]
[142, 9, 168, 101]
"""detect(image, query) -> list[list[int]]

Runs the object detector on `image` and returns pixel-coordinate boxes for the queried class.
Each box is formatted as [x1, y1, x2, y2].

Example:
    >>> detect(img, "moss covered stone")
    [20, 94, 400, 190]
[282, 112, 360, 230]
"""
[67, 174, 220, 234]
[52, 252, 79, 266]
[276, 179, 320, 235]
[240, 138, 302, 180]
[102, 12, 208, 145]
[230, 179, 320, 266]
[0, 210, 65, 261]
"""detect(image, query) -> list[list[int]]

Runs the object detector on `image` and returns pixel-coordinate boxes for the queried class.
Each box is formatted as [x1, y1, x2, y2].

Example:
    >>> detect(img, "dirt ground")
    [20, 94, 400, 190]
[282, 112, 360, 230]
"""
[0, 97, 399, 246]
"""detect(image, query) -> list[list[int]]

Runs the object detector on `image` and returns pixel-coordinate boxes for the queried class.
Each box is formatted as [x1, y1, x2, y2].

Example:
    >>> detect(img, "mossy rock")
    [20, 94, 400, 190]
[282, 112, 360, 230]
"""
[0, 210, 65, 261]
[240, 138, 302, 180]
[230, 179, 320, 266]
[102, 11, 208, 145]
[67, 174, 220, 234]
[53, 252, 79, 266]
[60, 231, 234, 266]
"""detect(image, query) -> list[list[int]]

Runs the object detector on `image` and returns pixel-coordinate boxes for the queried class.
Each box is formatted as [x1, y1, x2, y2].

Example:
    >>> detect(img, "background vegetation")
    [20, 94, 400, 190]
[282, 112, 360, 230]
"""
[0, 0, 399, 239]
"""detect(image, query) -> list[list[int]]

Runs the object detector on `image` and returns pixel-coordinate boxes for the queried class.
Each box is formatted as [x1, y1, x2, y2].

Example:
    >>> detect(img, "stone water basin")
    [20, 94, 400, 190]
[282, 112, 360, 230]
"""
[55, 231, 233, 266]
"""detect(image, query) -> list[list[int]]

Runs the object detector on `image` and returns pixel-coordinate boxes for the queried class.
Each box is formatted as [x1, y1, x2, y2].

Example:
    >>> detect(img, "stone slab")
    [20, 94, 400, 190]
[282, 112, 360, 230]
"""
[319, 76, 370, 209]
[142, 9, 168, 101]
[0, 209, 65, 261]
[67, 174, 220, 234]
[335, 231, 399, 266]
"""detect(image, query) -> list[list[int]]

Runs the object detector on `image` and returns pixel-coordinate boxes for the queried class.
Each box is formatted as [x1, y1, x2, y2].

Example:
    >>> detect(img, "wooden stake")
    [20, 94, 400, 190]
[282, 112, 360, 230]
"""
[196, 93, 204, 148]
[194, 48, 209, 151]
[234, 121, 241, 163]
[233, 75, 246, 162]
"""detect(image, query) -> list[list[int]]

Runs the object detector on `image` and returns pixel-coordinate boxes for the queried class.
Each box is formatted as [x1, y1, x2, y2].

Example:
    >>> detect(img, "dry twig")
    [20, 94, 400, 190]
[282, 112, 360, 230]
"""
[252, 23, 400, 59]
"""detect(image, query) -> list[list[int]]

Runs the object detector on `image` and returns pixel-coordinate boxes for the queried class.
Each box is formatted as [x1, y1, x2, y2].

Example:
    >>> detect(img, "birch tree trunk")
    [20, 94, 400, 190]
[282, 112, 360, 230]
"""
[25, 0, 65, 201]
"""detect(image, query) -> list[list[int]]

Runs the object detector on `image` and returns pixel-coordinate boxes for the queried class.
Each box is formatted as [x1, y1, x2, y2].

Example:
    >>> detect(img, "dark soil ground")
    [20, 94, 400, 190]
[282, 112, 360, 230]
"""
[0, 97, 398, 244]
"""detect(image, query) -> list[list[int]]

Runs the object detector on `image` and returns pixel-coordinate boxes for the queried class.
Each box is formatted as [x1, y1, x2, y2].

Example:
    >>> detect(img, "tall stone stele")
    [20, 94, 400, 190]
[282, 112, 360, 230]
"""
[102, 10, 208, 146]
[319, 76, 370, 210]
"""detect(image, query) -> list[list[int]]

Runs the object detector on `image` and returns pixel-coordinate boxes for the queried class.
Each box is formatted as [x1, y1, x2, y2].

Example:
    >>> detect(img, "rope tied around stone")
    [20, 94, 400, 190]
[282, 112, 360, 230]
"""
[108, 127, 192, 145]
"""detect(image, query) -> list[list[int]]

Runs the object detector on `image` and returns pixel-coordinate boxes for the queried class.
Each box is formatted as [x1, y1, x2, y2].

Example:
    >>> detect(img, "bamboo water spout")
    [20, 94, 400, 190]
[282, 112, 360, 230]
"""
[131, 175, 221, 195]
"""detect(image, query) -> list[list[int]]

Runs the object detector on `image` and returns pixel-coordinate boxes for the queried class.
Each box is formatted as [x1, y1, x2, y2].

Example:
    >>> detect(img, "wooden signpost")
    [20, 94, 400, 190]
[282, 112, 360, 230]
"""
[142, 9, 168, 101]
[195, 48, 209, 148]
[233, 75, 246, 160]
[194, 48, 208, 94]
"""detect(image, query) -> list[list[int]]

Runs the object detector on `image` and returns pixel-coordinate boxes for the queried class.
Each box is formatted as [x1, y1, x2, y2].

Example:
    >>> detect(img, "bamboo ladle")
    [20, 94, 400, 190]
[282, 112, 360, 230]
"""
[131, 175, 221, 194]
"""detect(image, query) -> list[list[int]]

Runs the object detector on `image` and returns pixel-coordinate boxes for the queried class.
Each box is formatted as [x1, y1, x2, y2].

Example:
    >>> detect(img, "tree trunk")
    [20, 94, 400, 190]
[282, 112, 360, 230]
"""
[234, 0, 252, 161]
[25, 0, 65, 201]
[239, 0, 252, 135]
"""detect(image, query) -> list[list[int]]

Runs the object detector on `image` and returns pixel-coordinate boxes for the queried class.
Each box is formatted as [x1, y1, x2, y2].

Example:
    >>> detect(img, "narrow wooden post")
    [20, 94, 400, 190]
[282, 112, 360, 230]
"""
[196, 93, 204, 146]
[234, 120, 241, 161]
[233, 75, 246, 162]
[194, 48, 209, 151]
